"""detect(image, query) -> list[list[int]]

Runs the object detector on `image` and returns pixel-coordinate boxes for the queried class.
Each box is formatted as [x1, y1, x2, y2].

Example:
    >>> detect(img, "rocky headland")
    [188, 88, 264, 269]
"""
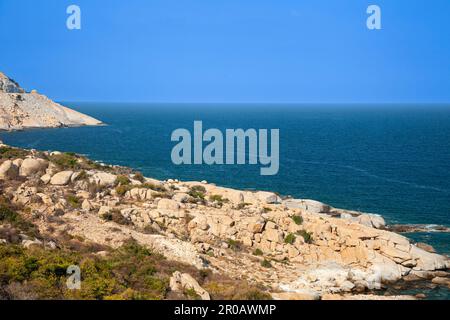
[0, 142, 449, 300]
[0, 72, 102, 131]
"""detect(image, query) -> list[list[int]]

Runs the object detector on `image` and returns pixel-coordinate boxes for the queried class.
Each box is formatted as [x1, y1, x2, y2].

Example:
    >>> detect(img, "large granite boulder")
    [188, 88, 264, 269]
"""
[50, 171, 74, 186]
[19, 158, 48, 176]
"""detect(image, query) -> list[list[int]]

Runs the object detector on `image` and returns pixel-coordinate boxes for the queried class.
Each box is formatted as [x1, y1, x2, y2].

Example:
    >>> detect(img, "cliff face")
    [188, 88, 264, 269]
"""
[0, 72, 102, 131]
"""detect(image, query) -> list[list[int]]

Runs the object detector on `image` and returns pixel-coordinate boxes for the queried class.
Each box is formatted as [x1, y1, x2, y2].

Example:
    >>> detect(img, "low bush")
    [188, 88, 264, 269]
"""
[115, 185, 132, 196]
[0, 146, 30, 159]
[115, 175, 131, 186]
[226, 239, 242, 251]
[49, 153, 79, 169]
[296, 230, 313, 244]
[292, 215, 303, 225]
[284, 233, 296, 244]
[0, 199, 38, 237]
[188, 186, 206, 200]
[65, 194, 81, 209]
[236, 203, 252, 210]
[252, 248, 263, 256]
[260, 259, 272, 268]
[133, 172, 145, 183]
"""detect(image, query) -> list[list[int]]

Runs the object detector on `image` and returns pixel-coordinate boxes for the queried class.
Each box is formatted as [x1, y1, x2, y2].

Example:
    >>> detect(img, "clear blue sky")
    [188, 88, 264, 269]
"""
[0, 0, 449, 103]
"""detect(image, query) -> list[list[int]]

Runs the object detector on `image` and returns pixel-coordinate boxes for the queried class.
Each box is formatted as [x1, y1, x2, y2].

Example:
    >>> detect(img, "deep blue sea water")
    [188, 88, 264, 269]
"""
[1, 103, 450, 257]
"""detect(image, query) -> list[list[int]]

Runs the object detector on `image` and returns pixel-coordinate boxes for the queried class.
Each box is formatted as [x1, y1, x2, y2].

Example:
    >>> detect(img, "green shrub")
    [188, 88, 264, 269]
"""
[252, 248, 263, 256]
[260, 259, 272, 268]
[115, 185, 132, 196]
[236, 203, 252, 210]
[140, 183, 166, 192]
[110, 210, 130, 225]
[115, 175, 131, 186]
[184, 288, 201, 300]
[189, 186, 206, 200]
[209, 194, 228, 203]
[66, 194, 81, 208]
[262, 207, 272, 213]
[0, 146, 30, 159]
[75, 170, 88, 181]
[0, 202, 38, 236]
[297, 230, 313, 244]
[292, 215, 303, 225]
[226, 239, 242, 251]
[133, 172, 145, 183]
[284, 233, 296, 244]
[49, 153, 79, 169]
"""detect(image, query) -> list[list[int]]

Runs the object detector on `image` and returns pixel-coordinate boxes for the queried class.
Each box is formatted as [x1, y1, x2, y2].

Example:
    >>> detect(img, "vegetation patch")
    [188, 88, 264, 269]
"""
[260, 259, 272, 268]
[252, 248, 263, 256]
[292, 215, 303, 225]
[0, 146, 30, 159]
[296, 230, 313, 244]
[188, 185, 206, 200]
[226, 239, 242, 251]
[236, 203, 252, 210]
[115, 175, 131, 186]
[284, 233, 296, 244]
[65, 194, 81, 209]
[0, 198, 38, 237]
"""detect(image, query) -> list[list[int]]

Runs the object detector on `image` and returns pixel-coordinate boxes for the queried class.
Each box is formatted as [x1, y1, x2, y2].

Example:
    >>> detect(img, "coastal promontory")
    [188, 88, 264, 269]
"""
[0, 72, 102, 131]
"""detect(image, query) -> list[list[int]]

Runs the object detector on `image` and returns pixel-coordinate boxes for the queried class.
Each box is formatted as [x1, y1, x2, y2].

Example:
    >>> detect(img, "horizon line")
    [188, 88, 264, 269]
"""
[58, 101, 450, 105]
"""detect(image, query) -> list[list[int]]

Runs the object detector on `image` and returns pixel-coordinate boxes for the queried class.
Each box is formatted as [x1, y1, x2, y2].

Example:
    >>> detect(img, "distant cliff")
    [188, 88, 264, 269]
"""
[0, 72, 102, 131]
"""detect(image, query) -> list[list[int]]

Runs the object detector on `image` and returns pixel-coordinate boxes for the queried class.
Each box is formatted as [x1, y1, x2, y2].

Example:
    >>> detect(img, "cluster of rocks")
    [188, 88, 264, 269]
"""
[1, 144, 449, 300]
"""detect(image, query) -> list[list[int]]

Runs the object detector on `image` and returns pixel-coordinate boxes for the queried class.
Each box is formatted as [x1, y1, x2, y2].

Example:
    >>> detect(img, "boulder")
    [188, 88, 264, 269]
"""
[82, 199, 94, 211]
[284, 199, 330, 213]
[263, 228, 284, 243]
[157, 199, 180, 211]
[40, 173, 52, 184]
[19, 158, 48, 176]
[50, 171, 74, 185]
[22, 239, 43, 249]
[91, 172, 117, 186]
[255, 191, 282, 204]
[169, 271, 210, 300]
[416, 242, 436, 253]
[431, 277, 450, 287]
[12, 159, 23, 167]
[249, 219, 265, 234]
[0, 160, 19, 180]
[98, 206, 111, 217]
[172, 193, 189, 203]
[409, 245, 450, 271]
[356, 214, 386, 229]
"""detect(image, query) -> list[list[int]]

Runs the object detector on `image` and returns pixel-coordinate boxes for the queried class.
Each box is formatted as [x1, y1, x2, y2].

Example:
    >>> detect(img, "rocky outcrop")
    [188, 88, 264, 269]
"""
[0, 72, 102, 131]
[170, 271, 211, 300]
[0, 144, 449, 300]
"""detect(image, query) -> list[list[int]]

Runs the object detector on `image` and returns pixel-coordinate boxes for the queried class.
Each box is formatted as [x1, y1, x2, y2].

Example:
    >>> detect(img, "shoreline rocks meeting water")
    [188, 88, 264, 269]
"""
[0, 141, 449, 300]
[0, 72, 102, 131]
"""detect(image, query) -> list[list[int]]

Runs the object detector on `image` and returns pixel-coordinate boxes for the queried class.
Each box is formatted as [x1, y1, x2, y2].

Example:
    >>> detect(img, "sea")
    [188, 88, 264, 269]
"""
[1, 103, 449, 298]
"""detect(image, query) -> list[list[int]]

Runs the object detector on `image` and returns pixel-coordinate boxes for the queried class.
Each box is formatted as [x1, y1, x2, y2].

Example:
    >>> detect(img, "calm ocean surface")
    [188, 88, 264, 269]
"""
[1, 104, 450, 258]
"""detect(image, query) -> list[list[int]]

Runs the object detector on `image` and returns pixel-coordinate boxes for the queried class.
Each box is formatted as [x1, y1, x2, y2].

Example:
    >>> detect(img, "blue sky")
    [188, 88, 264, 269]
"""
[0, 0, 449, 103]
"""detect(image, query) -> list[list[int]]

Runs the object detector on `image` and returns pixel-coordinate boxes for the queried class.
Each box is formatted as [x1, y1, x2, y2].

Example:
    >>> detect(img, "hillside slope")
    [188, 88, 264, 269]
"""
[0, 72, 102, 131]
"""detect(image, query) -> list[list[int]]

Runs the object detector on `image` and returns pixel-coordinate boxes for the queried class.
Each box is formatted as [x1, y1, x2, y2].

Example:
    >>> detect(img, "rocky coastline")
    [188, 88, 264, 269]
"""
[0, 72, 102, 131]
[0, 141, 449, 300]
